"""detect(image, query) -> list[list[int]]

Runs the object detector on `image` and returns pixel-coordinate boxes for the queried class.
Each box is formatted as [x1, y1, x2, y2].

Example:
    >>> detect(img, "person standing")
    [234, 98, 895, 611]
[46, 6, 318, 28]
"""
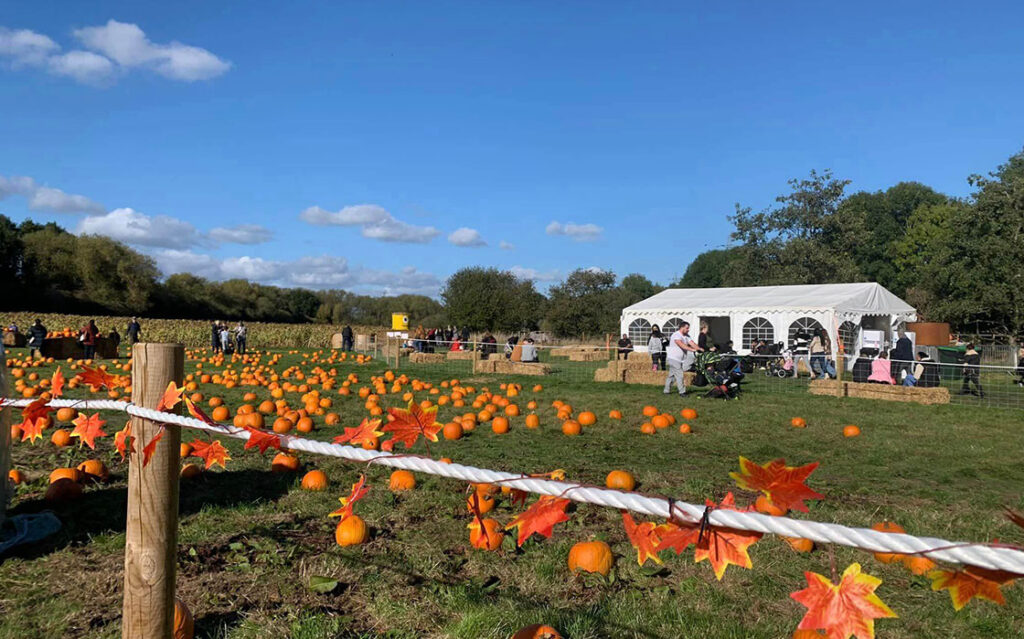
[892, 329, 914, 381]
[960, 343, 984, 397]
[28, 318, 47, 359]
[792, 330, 811, 377]
[698, 323, 712, 352]
[235, 321, 247, 355]
[126, 317, 142, 345]
[648, 325, 665, 371]
[341, 325, 354, 351]
[663, 321, 700, 397]
[109, 327, 122, 358]
[809, 330, 827, 379]
[211, 321, 221, 353]
[80, 319, 100, 360]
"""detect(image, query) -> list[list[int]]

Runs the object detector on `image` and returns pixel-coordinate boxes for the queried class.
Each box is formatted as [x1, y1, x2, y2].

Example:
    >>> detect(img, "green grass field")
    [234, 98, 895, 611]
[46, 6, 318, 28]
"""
[2, 348, 1023, 638]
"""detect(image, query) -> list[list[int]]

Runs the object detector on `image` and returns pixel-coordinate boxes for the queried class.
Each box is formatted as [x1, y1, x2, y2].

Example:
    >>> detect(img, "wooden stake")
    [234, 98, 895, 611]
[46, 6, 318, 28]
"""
[123, 343, 184, 639]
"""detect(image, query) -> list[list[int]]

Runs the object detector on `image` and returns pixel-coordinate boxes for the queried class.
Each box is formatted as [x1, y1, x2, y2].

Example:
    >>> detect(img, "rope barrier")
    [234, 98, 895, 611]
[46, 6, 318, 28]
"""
[4, 397, 1024, 575]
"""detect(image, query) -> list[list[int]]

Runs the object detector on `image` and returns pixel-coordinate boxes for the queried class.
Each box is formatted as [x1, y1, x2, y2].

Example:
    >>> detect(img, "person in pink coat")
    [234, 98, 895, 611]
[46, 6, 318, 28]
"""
[867, 352, 894, 384]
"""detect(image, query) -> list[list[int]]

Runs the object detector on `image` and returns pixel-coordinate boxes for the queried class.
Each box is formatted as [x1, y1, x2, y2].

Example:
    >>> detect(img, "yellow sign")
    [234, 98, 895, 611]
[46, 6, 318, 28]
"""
[391, 313, 409, 330]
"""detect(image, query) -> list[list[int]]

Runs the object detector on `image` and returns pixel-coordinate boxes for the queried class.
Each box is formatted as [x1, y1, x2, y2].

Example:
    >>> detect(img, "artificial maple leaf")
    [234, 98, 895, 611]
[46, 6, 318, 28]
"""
[466, 492, 494, 547]
[243, 426, 283, 454]
[142, 426, 166, 467]
[156, 381, 183, 412]
[332, 418, 384, 447]
[509, 488, 529, 507]
[183, 397, 219, 427]
[77, 366, 126, 390]
[505, 496, 571, 546]
[928, 568, 1010, 610]
[381, 401, 442, 452]
[189, 439, 231, 469]
[328, 475, 369, 521]
[50, 367, 65, 398]
[21, 398, 53, 428]
[692, 492, 762, 580]
[655, 521, 700, 554]
[791, 563, 897, 639]
[19, 417, 45, 443]
[730, 457, 824, 513]
[70, 413, 108, 450]
[622, 511, 663, 565]
[115, 421, 135, 460]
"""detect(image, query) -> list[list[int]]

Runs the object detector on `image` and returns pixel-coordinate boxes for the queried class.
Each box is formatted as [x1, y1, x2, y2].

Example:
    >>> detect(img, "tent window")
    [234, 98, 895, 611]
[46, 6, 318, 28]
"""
[839, 321, 859, 355]
[628, 318, 652, 345]
[662, 317, 687, 335]
[742, 317, 774, 349]
[788, 317, 824, 345]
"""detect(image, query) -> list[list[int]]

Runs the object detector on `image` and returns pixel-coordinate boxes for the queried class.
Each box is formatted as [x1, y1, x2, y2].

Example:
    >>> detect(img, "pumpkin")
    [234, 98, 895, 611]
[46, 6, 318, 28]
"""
[568, 540, 613, 575]
[577, 411, 596, 426]
[790, 417, 807, 428]
[8, 468, 26, 485]
[491, 417, 510, 434]
[680, 408, 698, 420]
[295, 417, 314, 433]
[651, 415, 670, 429]
[211, 406, 230, 422]
[561, 420, 581, 436]
[77, 459, 109, 482]
[180, 442, 193, 459]
[174, 598, 194, 639]
[273, 417, 294, 434]
[642, 405, 659, 417]
[324, 412, 341, 425]
[439, 457, 453, 464]
[784, 536, 814, 553]
[640, 422, 656, 434]
[468, 493, 496, 514]
[443, 421, 464, 440]
[51, 429, 72, 447]
[532, 384, 543, 392]
[608, 409, 622, 420]
[755, 495, 786, 516]
[605, 470, 635, 491]
[180, 463, 203, 480]
[843, 425, 861, 437]
[49, 467, 83, 484]
[512, 624, 562, 639]
[271, 453, 300, 473]
[474, 483, 499, 496]
[56, 407, 77, 422]
[469, 518, 504, 550]
[301, 470, 329, 491]
[389, 470, 416, 491]
[525, 414, 540, 429]
[335, 515, 369, 546]
[871, 521, 906, 563]
[678, 423, 691, 434]
[45, 477, 82, 502]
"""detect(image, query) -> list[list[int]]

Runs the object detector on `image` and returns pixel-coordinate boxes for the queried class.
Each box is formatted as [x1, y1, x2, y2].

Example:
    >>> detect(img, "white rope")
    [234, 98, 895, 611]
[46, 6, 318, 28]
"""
[5, 397, 1024, 575]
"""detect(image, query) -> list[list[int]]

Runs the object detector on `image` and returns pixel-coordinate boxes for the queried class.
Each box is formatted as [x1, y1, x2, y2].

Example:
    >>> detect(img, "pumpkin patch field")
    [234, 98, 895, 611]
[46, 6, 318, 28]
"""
[2, 347, 1023, 638]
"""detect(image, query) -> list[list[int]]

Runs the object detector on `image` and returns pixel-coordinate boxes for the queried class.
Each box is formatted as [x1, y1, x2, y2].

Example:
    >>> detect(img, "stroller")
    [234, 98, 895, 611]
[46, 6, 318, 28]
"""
[763, 342, 795, 378]
[704, 356, 744, 400]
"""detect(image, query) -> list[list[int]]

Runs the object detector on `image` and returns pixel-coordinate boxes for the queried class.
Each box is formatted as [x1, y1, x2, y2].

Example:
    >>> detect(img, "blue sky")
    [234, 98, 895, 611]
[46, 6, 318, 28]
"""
[2, 2, 1023, 296]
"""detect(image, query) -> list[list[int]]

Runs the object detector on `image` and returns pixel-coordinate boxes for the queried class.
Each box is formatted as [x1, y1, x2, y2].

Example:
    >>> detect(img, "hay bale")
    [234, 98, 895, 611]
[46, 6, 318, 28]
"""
[809, 380, 950, 405]
[2, 331, 25, 348]
[409, 352, 445, 364]
[594, 367, 624, 383]
[623, 370, 696, 386]
[475, 359, 550, 376]
[568, 350, 609, 362]
[330, 333, 344, 349]
[626, 351, 652, 363]
[447, 351, 475, 360]
[808, 379, 843, 397]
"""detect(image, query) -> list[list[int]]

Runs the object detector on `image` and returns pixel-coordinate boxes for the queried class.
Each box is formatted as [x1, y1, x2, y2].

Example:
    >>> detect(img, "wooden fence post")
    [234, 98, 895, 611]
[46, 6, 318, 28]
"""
[123, 343, 184, 639]
[0, 346, 10, 531]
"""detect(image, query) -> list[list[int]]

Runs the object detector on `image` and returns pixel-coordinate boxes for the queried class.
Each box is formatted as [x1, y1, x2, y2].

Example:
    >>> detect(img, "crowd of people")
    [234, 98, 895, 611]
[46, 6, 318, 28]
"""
[210, 321, 248, 355]
[403, 326, 542, 363]
[2, 316, 144, 360]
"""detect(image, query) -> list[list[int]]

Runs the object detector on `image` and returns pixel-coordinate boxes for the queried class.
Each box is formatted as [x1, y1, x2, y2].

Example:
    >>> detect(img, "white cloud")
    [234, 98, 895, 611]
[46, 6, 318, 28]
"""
[208, 224, 272, 245]
[499, 240, 514, 250]
[545, 220, 603, 242]
[300, 204, 440, 244]
[0, 174, 105, 214]
[77, 208, 204, 249]
[151, 250, 441, 296]
[73, 20, 230, 81]
[447, 227, 486, 247]
[0, 27, 59, 66]
[48, 50, 115, 85]
[509, 266, 560, 282]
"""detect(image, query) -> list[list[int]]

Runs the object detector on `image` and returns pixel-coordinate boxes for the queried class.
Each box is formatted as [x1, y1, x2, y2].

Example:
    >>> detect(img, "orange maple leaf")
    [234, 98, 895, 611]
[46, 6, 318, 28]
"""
[21, 398, 53, 428]
[50, 367, 65, 398]
[381, 401, 441, 452]
[156, 381, 184, 412]
[242, 426, 282, 454]
[328, 475, 369, 521]
[505, 496, 571, 546]
[655, 521, 700, 554]
[183, 396, 219, 427]
[466, 492, 495, 547]
[622, 511, 663, 565]
[929, 567, 1014, 610]
[730, 457, 824, 513]
[332, 418, 384, 447]
[19, 417, 46, 443]
[692, 492, 762, 580]
[70, 413, 108, 449]
[189, 439, 231, 469]
[142, 426, 166, 467]
[115, 421, 135, 460]
[791, 563, 897, 639]
[77, 366, 126, 390]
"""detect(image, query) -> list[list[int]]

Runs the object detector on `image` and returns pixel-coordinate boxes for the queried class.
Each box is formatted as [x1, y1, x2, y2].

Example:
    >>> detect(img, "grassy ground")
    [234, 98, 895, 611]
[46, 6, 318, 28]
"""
[1, 348, 1022, 638]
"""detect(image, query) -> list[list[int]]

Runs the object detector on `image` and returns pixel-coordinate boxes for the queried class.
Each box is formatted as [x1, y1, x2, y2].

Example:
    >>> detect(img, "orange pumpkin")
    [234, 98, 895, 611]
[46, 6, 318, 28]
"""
[443, 421, 464, 440]
[211, 406, 230, 422]
[491, 417, 510, 434]
[389, 469, 416, 491]
[512, 624, 563, 639]
[561, 420, 581, 436]
[608, 409, 622, 420]
[843, 425, 861, 437]
[468, 493, 496, 514]
[180, 463, 203, 480]
[784, 536, 815, 553]
[680, 408, 698, 420]
[642, 405, 659, 417]
[45, 477, 82, 502]
[871, 521, 906, 563]
[568, 540, 613, 575]
[180, 442, 193, 459]
[651, 415, 670, 429]
[469, 518, 504, 550]
[295, 417, 314, 433]
[51, 429, 72, 447]
[270, 453, 300, 473]
[335, 515, 369, 546]
[8, 468, 26, 484]
[174, 598, 194, 639]
[577, 411, 596, 426]
[790, 417, 807, 428]
[77, 459, 109, 482]
[678, 423, 691, 434]
[640, 422, 656, 434]
[56, 407, 78, 422]
[605, 470, 635, 491]
[49, 467, 83, 484]
[301, 470, 329, 491]
[755, 495, 787, 516]
[272, 417, 294, 434]
[525, 414, 540, 429]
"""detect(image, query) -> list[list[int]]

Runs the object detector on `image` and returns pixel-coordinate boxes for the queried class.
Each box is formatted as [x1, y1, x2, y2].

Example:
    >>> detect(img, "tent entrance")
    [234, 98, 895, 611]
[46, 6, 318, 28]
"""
[700, 316, 732, 351]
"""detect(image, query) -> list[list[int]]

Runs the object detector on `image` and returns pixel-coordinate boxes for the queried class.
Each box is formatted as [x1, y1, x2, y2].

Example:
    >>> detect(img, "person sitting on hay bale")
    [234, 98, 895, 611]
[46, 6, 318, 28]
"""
[617, 334, 633, 360]
[867, 352, 894, 384]
[903, 352, 939, 388]
[520, 338, 540, 363]
[851, 349, 872, 383]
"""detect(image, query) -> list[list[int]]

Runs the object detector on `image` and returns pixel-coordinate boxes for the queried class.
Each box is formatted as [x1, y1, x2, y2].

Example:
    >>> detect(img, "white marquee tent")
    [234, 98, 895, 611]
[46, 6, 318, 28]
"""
[620, 282, 917, 356]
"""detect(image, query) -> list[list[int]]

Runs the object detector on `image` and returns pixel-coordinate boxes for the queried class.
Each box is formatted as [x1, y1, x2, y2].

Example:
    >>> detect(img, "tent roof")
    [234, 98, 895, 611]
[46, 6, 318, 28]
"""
[622, 283, 915, 317]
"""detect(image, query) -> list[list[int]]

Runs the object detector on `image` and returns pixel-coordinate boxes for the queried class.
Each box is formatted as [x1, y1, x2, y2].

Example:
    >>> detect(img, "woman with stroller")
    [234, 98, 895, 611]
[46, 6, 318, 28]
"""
[648, 325, 665, 371]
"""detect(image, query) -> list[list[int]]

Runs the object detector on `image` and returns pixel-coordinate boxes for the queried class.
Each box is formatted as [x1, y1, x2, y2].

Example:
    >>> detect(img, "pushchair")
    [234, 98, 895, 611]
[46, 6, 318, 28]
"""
[704, 364, 742, 399]
[764, 343, 795, 378]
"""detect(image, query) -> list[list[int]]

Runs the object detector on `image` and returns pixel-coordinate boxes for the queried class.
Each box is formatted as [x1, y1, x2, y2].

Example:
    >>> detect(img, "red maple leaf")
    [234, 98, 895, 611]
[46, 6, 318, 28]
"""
[21, 398, 53, 428]
[692, 493, 763, 580]
[509, 488, 529, 507]
[381, 401, 442, 452]
[332, 418, 384, 447]
[928, 568, 1011, 610]
[655, 521, 700, 554]
[156, 381, 184, 412]
[328, 475, 369, 521]
[189, 439, 231, 469]
[50, 367, 65, 398]
[622, 511, 664, 565]
[730, 457, 824, 513]
[791, 563, 897, 638]
[142, 425, 166, 467]
[70, 413, 108, 449]
[505, 496, 571, 546]
[242, 426, 282, 454]
[77, 366, 126, 390]
[183, 397, 219, 427]
[115, 421, 135, 460]
[19, 417, 46, 443]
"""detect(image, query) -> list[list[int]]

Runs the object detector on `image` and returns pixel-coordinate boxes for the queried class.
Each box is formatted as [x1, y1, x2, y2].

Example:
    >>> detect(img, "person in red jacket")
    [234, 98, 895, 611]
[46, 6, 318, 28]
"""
[80, 319, 100, 360]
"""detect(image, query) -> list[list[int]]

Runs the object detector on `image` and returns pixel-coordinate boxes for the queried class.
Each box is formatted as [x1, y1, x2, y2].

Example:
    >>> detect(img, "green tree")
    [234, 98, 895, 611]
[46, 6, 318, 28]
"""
[677, 248, 741, 288]
[442, 267, 541, 332]
[545, 268, 618, 338]
[74, 235, 159, 314]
